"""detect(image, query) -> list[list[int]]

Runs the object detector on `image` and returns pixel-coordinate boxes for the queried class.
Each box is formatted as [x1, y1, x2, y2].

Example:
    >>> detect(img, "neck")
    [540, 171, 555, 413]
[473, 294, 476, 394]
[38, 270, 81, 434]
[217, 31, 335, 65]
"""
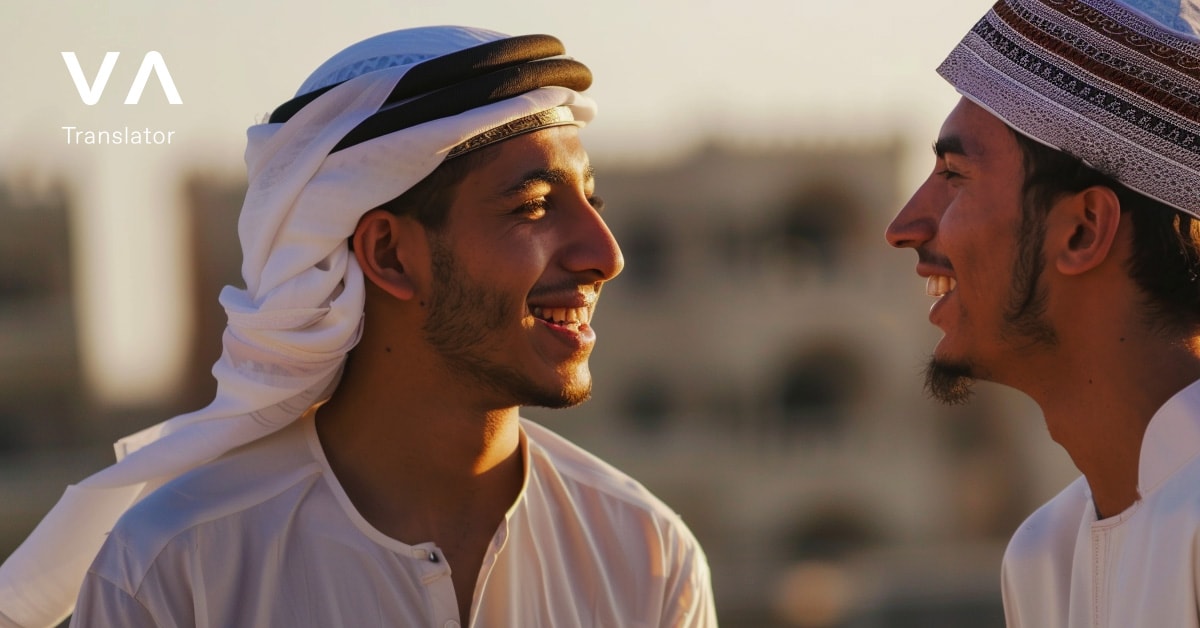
[313, 335, 525, 539]
[1019, 325, 1200, 518]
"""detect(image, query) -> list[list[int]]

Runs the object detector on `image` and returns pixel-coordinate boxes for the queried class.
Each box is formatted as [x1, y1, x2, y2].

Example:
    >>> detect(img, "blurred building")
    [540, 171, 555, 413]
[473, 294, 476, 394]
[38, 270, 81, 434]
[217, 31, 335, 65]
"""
[0, 177, 110, 582]
[177, 174, 247, 411]
[1, 138, 1083, 627]
[0, 178, 84, 451]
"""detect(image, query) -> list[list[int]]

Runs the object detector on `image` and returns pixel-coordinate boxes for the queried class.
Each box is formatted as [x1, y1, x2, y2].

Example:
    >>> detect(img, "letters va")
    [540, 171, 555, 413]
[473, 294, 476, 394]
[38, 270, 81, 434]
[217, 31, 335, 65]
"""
[61, 51, 183, 105]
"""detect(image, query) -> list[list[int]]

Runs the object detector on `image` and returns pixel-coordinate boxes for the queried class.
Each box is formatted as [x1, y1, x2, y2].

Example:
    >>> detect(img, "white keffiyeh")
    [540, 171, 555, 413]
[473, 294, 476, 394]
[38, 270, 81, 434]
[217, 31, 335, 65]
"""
[0, 25, 595, 628]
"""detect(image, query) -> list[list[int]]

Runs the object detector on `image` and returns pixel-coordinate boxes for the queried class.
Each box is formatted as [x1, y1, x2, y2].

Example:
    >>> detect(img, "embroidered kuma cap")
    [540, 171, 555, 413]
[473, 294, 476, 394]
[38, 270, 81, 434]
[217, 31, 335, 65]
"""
[937, 0, 1200, 217]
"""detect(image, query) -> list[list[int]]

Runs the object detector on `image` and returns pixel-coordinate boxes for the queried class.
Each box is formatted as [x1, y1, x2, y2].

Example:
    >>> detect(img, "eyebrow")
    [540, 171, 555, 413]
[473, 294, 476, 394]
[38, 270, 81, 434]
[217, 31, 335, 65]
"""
[933, 136, 967, 159]
[498, 165, 596, 198]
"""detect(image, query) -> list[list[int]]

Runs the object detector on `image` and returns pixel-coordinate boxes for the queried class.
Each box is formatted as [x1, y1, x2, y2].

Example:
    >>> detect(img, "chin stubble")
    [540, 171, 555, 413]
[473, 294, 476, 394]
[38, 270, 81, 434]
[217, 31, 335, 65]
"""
[924, 358, 975, 405]
[423, 236, 592, 409]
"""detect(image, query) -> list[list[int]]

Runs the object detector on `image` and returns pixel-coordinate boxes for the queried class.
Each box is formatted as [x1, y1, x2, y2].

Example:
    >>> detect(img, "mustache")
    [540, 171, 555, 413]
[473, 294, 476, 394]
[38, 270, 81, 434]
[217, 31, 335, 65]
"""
[527, 280, 600, 302]
[917, 248, 954, 271]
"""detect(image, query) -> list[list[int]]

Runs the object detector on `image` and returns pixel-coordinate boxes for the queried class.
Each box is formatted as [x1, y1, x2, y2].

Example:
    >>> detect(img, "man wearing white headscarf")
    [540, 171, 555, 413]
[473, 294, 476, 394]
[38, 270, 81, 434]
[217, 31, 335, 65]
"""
[0, 26, 716, 628]
[886, 0, 1200, 625]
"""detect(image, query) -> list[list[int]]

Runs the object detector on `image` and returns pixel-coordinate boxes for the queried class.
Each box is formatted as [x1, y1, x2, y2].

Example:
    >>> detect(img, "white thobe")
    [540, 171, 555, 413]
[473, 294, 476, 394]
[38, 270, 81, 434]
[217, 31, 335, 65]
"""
[69, 416, 716, 628]
[1002, 379, 1200, 627]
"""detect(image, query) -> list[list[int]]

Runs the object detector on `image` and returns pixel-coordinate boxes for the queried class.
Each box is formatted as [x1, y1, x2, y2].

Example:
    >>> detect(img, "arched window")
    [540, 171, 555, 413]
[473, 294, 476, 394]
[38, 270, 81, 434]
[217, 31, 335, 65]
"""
[775, 342, 864, 433]
[768, 187, 863, 274]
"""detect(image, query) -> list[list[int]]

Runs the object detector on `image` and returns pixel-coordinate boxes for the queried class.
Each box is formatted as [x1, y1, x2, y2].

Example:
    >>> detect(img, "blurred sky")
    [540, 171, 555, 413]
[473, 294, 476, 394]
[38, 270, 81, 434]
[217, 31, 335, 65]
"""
[0, 0, 993, 403]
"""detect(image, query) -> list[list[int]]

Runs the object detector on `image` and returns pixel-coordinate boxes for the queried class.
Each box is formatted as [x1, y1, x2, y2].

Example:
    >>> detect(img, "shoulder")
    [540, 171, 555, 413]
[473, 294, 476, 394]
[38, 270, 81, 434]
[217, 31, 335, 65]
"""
[94, 419, 323, 591]
[1007, 476, 1088, 558]
[522, 419, 673, 513]
[519, 418, 714, 613]
[520, 419, 701, 547]
[1001, 477, 1089, 626]
[1003, 476, 1088, 579]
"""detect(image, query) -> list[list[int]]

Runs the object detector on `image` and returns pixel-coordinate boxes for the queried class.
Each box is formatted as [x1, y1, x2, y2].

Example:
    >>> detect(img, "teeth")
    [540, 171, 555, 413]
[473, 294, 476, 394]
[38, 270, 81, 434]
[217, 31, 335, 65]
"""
[925, 275, 957, 297]
[530, 305, 592, 326]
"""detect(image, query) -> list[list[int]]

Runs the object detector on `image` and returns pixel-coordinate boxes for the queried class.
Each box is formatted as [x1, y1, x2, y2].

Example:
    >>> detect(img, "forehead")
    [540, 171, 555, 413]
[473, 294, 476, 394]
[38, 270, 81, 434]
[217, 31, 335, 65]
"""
[938, 97, 1022, 164]
[463, 125, 591, 188]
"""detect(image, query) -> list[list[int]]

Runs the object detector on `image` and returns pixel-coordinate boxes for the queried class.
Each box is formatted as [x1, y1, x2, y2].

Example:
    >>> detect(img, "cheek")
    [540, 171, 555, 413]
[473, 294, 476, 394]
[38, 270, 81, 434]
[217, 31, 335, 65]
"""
[500, 233, 555, 273]
[940, 209, 1010, 298]
[943, 187, 1021, 246]
[463, 247, 550, 313]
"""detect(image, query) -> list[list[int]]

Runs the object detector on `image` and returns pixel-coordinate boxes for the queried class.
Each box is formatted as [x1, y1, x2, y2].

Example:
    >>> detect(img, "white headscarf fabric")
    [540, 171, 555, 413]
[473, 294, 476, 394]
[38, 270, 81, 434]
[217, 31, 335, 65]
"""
[0, 26, 595, 628]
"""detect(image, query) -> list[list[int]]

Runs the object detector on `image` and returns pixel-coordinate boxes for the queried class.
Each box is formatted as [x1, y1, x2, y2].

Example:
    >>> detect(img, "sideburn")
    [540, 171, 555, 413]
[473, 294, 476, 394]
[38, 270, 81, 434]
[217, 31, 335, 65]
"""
[1003, 186, 1059, 347]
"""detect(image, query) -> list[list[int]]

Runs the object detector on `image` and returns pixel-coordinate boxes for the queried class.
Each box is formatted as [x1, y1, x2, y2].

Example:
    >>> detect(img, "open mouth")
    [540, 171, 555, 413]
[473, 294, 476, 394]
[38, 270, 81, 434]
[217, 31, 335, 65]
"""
[530, 306, 592, 330]
[926, 275, 957, 297]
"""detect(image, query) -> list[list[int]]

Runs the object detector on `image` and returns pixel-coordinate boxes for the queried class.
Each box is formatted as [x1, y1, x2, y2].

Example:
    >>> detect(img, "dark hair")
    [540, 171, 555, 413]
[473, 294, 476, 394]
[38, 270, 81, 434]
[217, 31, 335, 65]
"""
[373, 146, 499, 231]
[1010, 130, 1200, 332]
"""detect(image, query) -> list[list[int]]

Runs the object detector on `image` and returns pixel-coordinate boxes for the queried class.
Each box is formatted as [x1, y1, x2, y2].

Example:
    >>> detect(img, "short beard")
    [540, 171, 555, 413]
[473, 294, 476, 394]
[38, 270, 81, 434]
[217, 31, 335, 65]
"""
[924, 358, 975, 405]
[422, 236, 591, 409]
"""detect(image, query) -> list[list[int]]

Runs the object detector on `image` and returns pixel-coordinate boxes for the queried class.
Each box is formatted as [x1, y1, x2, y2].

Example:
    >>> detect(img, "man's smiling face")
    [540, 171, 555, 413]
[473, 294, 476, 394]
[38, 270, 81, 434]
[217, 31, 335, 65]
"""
[420, 125, 624, 409]
[886, 97, 1056, 403]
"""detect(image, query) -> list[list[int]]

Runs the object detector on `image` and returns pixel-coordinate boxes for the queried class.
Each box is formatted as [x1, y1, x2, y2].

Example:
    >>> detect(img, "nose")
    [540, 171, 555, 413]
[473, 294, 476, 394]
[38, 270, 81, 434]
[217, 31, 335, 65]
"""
[885, 177, 942, 250]
[563, 198, 624, 281]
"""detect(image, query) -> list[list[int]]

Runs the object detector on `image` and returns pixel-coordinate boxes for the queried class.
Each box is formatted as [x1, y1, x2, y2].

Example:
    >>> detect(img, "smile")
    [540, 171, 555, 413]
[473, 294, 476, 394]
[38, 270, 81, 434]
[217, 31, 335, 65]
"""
[531, 306, 592, 329]
[926, 275, 957, 297]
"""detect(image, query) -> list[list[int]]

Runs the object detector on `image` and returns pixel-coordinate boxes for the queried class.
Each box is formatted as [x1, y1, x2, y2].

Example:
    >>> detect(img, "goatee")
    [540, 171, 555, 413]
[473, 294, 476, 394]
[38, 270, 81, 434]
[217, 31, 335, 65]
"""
[924, 358, 975, 405]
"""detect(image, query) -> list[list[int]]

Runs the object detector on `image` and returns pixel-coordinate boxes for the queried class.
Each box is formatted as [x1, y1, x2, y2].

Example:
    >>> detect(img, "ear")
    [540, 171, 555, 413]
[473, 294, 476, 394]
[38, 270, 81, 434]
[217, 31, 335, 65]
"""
[351, 209, 424, 301]
[1050, 185, 1123, 276]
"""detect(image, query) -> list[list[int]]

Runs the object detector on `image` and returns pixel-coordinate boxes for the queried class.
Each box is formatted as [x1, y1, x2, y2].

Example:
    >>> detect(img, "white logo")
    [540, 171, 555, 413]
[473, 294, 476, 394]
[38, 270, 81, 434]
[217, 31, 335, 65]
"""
[61, 51, 183, 105]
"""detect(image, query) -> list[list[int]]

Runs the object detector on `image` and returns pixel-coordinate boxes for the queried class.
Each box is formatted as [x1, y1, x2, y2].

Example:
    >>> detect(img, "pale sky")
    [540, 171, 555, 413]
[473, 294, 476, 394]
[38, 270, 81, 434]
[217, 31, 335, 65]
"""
[0, 0, 992, 403]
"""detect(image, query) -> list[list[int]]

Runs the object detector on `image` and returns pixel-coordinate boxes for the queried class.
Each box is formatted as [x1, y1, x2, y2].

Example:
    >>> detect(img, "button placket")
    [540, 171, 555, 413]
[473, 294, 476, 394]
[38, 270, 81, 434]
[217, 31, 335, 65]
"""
[411, 543, 457, 624]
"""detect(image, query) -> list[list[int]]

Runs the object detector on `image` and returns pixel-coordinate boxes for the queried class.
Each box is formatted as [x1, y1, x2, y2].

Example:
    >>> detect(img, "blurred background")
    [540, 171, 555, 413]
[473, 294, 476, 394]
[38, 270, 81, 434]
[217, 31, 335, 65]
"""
[0, 1, 1081, 626]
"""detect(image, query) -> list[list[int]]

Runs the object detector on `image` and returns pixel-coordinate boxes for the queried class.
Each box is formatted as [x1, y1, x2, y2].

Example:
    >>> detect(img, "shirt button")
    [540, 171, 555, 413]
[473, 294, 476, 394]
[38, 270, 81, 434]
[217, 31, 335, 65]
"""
[429, 550, 440, 563]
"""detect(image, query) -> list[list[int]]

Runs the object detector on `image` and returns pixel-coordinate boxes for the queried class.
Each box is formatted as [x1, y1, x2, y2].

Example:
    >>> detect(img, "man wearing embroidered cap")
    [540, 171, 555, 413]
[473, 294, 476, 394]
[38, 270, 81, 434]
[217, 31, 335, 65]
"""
[0, 26, 716, 628]
[887, 0, 1200, 625]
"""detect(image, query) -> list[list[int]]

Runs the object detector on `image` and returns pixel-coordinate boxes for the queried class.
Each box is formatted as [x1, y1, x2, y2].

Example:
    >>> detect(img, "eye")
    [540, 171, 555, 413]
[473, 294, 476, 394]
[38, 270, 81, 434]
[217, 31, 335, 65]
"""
[515, 198, 548, 219]
[588, 195, 606, 213]
[935, 168, 962, 181]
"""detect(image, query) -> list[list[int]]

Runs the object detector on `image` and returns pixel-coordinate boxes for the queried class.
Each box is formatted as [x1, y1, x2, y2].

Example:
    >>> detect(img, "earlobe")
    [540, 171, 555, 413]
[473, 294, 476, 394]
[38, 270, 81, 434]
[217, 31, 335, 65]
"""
[352, 209, 418, 301]
[1053, 186, 1122, 276]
